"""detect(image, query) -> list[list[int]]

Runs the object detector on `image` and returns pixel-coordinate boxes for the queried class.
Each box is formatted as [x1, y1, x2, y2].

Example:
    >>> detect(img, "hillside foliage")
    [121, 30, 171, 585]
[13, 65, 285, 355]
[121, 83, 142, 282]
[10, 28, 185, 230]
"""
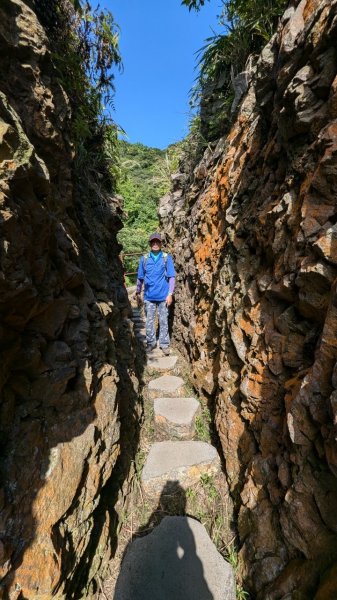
[118, 141, 182, 282]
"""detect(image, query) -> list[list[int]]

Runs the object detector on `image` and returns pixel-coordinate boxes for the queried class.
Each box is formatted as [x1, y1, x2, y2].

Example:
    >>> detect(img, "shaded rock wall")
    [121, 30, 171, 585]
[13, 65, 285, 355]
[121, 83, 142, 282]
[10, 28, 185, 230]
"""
[0, 1, 141, 598]
[160, 1, 337, 597]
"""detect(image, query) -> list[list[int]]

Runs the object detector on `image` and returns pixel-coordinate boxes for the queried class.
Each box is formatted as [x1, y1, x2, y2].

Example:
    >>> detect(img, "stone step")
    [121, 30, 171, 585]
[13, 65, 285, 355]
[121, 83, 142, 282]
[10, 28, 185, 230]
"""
[145, 347, 165, 359]
[134, 326, 146, 334]
[132, 318, 145, 326]
[154, 397, 200, 440]
[146, 344, 160, 353]
[147, 355, 178, 371]
[135, 333, 146, 342]
[141, 441, 220, 498]
[135, 330, 146, 338]
[114, 516, 235, 600]
[148, 375, 185, 399]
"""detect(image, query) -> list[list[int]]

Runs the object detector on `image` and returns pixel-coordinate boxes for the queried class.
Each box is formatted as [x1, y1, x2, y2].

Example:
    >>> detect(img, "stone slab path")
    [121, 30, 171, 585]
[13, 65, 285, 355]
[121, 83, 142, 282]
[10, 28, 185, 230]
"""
[146, 347, 163, 358]
[154, 396, 200, 439]
[114, 516, 235, 600]
[147, 355, 178, 370]
[116, 304, 235, 599]
[136, 333, 146, 342]
[142, 441, 221, 498]
[148, 375, 186, 398]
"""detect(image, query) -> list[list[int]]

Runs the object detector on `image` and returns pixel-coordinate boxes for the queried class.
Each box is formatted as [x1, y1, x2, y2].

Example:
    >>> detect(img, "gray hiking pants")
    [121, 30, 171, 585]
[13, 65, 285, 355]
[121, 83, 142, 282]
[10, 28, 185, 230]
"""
[144, 300, 170, 348]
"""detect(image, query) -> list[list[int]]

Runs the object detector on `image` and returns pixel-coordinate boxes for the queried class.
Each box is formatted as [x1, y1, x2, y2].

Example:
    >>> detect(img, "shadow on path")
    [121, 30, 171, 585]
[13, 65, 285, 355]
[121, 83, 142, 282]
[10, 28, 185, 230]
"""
[113, 481, 214, 600]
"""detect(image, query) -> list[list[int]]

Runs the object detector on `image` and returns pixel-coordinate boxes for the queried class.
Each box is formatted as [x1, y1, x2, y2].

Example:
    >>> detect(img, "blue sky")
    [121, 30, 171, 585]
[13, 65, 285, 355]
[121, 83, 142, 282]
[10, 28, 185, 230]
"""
[101, 1, 223, 149]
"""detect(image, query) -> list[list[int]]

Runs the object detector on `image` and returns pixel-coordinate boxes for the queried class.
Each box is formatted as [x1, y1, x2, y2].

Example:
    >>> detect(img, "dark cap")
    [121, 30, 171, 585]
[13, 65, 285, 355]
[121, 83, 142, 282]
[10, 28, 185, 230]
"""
[149, 232, 162, 243]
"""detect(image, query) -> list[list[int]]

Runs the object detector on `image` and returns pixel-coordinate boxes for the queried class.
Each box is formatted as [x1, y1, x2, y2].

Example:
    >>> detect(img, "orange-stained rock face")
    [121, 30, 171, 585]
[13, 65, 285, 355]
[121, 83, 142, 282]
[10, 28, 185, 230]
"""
[0, 1, 141, 598]
[160, 0, 337, 597]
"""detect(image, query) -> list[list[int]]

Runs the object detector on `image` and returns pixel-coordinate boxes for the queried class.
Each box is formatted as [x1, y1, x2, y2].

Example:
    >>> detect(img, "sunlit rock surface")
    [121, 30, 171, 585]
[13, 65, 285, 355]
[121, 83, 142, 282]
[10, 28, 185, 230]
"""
[160, 1, 337, 597]
[141, 441, 221, 499]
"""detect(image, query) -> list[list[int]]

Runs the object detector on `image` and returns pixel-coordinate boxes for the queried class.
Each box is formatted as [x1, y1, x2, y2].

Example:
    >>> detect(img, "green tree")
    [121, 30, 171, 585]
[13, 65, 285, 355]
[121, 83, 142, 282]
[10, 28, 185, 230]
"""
[117, 141, 182, 283]
[181, 0, 209, 9]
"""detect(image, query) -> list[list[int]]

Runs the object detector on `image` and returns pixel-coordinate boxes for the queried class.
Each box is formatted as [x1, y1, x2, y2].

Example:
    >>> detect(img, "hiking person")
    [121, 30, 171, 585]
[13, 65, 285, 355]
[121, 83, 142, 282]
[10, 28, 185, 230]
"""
[136, 233, 176, 355]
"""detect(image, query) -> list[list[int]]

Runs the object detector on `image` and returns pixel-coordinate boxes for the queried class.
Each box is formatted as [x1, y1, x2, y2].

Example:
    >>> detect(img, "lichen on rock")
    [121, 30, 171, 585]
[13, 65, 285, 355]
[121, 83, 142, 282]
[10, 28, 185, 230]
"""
[160, 0, 337, 597]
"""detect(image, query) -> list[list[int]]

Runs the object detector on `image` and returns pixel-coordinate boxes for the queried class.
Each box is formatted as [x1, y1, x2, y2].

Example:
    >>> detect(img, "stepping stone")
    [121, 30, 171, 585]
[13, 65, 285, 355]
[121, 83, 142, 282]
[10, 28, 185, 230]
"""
[136, 330, 146, 338]
[148, 375, 185, 398]
[135, 331, 146, 339]
[136, 333, 146, 344]
[141, 441, 220, 498]
[114, 516, 235, 600]
[147, 355, 178, 371]
[146, 347, 162, 359]
[132, 318, 145, 325]
[154, 397, 200, 439]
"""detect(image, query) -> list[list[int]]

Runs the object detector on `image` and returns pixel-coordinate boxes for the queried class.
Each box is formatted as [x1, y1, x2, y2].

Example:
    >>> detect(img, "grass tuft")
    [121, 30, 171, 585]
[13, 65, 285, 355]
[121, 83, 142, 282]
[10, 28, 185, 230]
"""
[225, 542, 250, 599]
[195, 405, 212, 442]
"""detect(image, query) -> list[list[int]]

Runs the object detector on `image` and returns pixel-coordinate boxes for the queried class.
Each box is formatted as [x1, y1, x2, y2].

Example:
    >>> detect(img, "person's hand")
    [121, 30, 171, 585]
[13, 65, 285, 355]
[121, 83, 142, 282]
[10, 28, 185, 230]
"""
[136, 293, 143, 308]
[166, 294, 173, 307]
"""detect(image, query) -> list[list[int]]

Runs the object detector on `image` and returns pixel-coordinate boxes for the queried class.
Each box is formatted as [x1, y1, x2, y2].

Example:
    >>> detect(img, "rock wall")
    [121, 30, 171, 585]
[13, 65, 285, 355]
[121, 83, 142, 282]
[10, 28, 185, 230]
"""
[0, 1, 141, 598]
[160, 1, 337, 597]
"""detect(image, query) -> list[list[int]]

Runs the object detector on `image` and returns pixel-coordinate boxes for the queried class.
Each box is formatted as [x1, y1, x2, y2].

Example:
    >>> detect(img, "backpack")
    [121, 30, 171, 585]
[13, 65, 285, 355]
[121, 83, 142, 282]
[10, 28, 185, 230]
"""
[143, 252, 168, 276]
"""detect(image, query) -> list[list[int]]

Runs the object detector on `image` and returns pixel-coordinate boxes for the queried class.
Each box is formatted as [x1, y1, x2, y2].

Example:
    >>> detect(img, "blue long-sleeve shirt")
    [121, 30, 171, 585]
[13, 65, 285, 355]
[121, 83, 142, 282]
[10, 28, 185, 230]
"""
[136, 252, 176, 302]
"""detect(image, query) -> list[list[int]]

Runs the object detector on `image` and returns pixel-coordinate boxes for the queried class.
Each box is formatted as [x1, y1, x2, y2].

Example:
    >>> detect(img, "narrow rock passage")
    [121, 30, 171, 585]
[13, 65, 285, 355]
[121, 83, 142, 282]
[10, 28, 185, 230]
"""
[113, 305, 236, 599]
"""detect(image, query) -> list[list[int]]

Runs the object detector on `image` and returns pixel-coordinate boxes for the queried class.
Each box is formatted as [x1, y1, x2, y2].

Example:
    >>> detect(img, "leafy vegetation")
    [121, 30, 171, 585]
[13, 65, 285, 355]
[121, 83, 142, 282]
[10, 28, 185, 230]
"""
[226, 545, 250, 599]
[181, 0, 208, 9]
[183, 0, 288, 148]
[35, 0, 122, 200]
[117, 141, 182, 282]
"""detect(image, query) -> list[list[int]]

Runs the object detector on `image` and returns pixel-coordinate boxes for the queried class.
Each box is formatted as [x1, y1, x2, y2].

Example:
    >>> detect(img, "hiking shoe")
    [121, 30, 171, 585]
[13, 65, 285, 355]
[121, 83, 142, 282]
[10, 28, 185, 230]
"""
[161, 347, 170, 356]
[146, 344, 157, 353]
